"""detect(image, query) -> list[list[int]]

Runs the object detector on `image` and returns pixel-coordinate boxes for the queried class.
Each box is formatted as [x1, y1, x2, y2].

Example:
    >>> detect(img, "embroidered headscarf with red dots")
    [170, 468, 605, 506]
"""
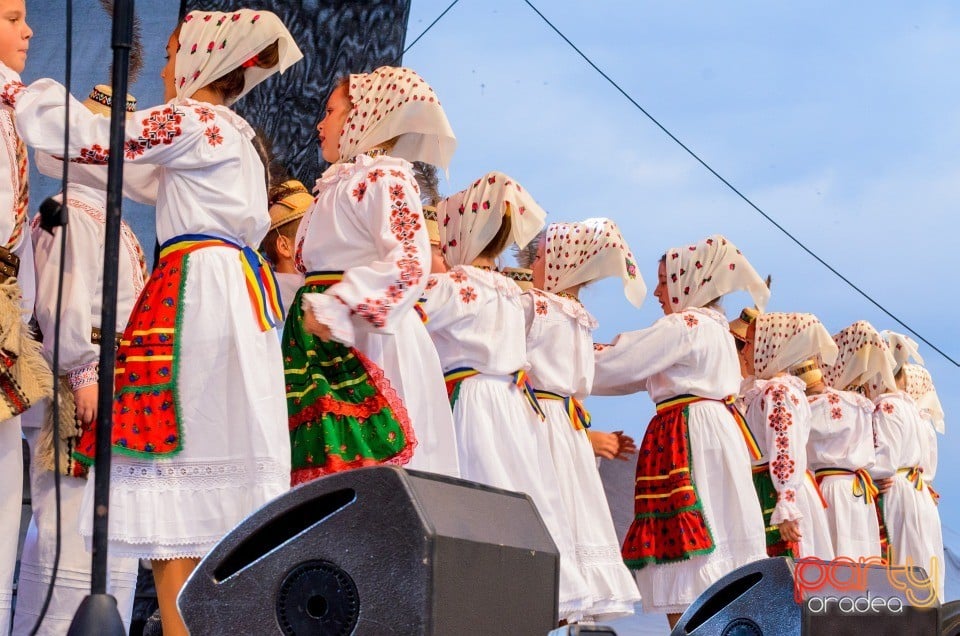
[337, 66, 456, 169]
[437, 171, 546, 267]
[901, 363, 944, 434]
[176, 10, 302, 105]
[821, 320, 897, 394]
[880, 330, 924, 374]
[752, 312, 838, 380]
[542, 218, 646, 308]
[663, 234, 769, 313]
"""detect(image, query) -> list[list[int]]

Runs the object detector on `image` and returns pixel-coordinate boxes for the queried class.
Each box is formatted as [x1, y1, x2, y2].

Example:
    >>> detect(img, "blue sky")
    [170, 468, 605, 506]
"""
[403, 0, 959, 537]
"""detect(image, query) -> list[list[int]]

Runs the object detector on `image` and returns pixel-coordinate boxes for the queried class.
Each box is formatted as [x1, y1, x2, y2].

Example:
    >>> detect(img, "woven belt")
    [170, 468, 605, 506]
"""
[91, 327, 122, 347]
[533, 389, 591, 430]
[815, 467, 879, 504]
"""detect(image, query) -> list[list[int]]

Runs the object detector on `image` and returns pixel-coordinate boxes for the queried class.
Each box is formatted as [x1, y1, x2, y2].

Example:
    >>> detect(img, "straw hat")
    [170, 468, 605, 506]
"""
[268, 180, 313, 231]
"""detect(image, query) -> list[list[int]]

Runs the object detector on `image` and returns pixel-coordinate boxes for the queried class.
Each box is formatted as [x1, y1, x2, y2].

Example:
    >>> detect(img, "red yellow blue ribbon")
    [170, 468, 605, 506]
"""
[897, 466, 925, 492]
[533, 390, 592, 430]
[443, 367, 544, 420]
[654, 394, 761, 461]
[815, 468, 879, 504]
[162, 234, 283, 332]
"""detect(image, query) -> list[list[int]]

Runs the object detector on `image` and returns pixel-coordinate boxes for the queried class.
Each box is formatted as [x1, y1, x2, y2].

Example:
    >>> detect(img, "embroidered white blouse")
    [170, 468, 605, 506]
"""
[805, 387, 877, 473]
[872, 391, 927, 479]
[31, 184, 147, 390]
[419, 266, 527, 375]
[592, 307, 741, 402]
[521, 289, 596, 397]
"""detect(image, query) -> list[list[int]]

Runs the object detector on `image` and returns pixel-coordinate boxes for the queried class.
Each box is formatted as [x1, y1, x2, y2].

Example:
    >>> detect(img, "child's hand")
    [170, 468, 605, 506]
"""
[875, 477, 894, 494]
[777, 519, 802, 543]
[303, 309, 333, 342]
[73, 383, 98, 426]
[588, 430, 636, 461]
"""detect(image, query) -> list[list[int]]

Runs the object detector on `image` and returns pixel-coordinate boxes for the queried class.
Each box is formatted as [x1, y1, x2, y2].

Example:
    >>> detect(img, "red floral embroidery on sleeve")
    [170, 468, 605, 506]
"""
[140, 106, 183, 147]
[1, 81, 25, 107]
[683, 313, 698, 328]
[425, 277, 438, 291]
[535, 299, 548, 315]
[449, 270, 467, 283]
[593, 343, 611, 351]
[766, 384, 796, 488]
[124, 139, 145, 159]
[459, 286, 477, 303]
[73, 144, 110, 164]
[352, 181, 367, 202]
[204, 125, 223, 146]
[881, 402, 894, 414]
[194, 106, 215, 122]
[350, 174, 425, 329]
[827, 392, 840, 405]
[831, 407, 843, 420]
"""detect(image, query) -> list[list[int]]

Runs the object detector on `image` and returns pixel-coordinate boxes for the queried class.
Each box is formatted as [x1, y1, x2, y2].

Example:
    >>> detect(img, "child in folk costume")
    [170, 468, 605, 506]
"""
[261, 178, 309, 315]
[288, 66, 459, 481]
[12, 86, 145, 635]
[523, 218, 643, 621]
[734, 311, 836, 560]
[871, 330, 944, 601]
[803, 323, 886, 562]
[0, 4, 47, 631]
[412, 160, 448, 274]
[591, 234, 768, 626]
[900, 362, 944, 489]
[5, 10, 302, 634]
[420, 172, 591, 622]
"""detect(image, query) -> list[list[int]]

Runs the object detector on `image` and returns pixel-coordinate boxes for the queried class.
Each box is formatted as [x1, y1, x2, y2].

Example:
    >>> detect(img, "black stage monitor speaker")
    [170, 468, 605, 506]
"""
[670, 557, 941, 636]
[671, 557, 801, 636]
[178, 466, 560, 635]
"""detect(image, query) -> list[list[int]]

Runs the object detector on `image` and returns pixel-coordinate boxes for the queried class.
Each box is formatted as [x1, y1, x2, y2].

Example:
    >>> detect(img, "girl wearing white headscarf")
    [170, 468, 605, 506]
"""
[801, 322, 885, 564]
[420, 172, 591, 622]
[591, 235, 768, 625]
[738, 312, 836, 561]
[3, 10, 303, 634]
[871, 332, 944, 601]
[522, 218, 643, 621]
[290, 66, 460, 481]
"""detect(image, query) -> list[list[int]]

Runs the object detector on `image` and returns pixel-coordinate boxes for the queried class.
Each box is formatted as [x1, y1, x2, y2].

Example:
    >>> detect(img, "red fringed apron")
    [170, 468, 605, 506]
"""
[74, 234, 282, 465]
[622, 394, 761, 569]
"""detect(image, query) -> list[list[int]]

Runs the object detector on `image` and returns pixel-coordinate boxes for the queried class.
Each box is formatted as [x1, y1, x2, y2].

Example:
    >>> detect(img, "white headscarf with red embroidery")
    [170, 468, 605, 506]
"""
[902, 363, 945, 434]
[753, 312, 838, 380]
[438, 171, 547, 267]
[337, 66, 456, 169]
[176, 10, 302, 105]
[664, 234, 769, 313]
[822, 320, 897, 394]
[543, 218, 646, 308]
[880, 330, 924, 373]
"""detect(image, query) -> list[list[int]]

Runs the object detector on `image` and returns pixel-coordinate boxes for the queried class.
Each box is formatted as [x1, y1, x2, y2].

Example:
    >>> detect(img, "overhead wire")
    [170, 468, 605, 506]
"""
[514, 0, 957, 367]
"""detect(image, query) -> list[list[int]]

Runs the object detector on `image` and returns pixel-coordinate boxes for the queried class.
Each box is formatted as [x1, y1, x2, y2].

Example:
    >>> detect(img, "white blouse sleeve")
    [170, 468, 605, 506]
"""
[302, 169, 430, 346]
[871, 401, 900, 480]
[8, 78, 218, 169]
[762, 382, 806, 525]
[35, 151, 160, 206]
[920, 415, 938, 482]
[591, 315, 693, 396]
[418, 273, 461, 333]
[31, 209, 101, 389]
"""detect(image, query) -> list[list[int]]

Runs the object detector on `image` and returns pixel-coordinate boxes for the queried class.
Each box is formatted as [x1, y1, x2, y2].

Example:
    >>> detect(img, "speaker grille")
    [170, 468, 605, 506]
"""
[277, 561, 360, 636]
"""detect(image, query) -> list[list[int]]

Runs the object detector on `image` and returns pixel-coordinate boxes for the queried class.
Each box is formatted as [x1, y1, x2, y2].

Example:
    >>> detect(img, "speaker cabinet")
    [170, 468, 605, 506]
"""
[671, 557, 801, 635]
[179, 466, 560, 635]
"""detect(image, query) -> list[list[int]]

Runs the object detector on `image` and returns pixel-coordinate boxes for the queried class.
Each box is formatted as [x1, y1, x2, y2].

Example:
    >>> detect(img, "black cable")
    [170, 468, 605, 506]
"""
[521, 0, 958, 367]
[401, 0, 462, 58]
[29, 0, 72, 632]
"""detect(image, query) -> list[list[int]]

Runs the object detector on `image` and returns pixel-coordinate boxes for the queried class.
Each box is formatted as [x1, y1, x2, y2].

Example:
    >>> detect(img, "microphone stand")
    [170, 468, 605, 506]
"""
[67, 0, 134, 632]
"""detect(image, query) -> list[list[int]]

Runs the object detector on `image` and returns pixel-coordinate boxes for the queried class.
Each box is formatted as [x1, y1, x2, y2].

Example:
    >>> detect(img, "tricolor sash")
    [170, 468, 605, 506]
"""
[815, 468, 879, 504]
[533, 390, 591, 430]
[897, 466, 925, 492]
[444, 367, 545, 419]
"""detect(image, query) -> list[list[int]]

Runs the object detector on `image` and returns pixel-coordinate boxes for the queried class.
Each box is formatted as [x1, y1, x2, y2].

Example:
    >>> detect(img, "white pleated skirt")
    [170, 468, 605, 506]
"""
[881, 475, 945, 601]
[353, 312, 460, 478]
[540, 400, 640, 621]
[635, 401, 767, 615]
[818, 474, 881, 561]
[453, 375, 590, 622]
[79, 246, 291, 560]
[793, 476, 836, 561]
